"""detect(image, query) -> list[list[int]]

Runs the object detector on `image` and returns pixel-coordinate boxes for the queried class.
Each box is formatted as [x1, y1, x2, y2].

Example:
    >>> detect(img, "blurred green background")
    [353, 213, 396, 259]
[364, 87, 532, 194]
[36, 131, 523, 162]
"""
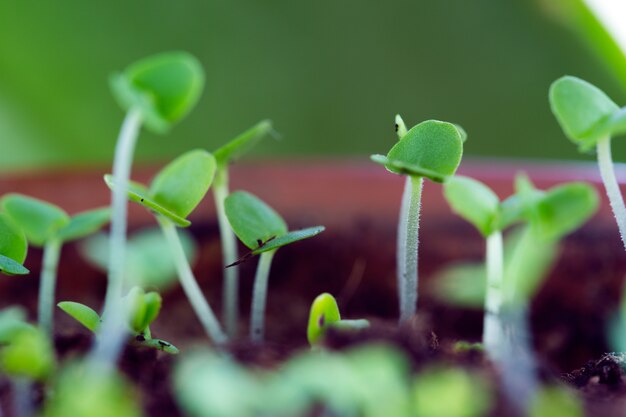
[1, 0, 625, 172]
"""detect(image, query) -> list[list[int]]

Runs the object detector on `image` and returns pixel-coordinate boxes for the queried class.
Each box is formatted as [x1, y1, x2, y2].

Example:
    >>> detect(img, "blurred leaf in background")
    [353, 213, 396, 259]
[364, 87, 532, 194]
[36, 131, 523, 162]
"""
[0, 0, 625, 172]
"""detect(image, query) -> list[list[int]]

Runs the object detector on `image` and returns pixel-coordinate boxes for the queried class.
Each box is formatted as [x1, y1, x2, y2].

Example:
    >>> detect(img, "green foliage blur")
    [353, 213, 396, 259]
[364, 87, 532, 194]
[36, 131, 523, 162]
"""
[1, 0, 625, 172]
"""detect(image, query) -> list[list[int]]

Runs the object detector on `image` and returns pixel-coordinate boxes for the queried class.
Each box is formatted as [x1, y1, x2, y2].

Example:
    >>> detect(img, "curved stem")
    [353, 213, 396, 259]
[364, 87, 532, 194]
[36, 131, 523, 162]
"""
[482, 231, 503, 357]
[213, 169, 240, 338]
[597, 136, 626, 251]
[38, 239, 61, 336]
[250, 250, 276, 342]
[158, 217, 227, 345]
[397, 176, 423, 323]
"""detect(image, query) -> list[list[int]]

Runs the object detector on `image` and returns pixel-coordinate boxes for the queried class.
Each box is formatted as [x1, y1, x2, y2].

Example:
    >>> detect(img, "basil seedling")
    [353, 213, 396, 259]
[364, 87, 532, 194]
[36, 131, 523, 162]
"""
[212, 120, 274, 337]
[225, 191, 324, 342]
[2, 194, 109, 335]
[307, 293, 369, 346]
[371, 117, 464, 323]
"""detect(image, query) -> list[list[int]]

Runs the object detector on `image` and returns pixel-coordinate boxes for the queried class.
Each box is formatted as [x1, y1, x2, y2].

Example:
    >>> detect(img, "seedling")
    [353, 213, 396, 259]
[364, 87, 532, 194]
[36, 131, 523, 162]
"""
[224, 191, 324, 341]
[58, 287, 178, 354]
[105, 149, 226, 346]
[0, 212, 29, 275]
[1, 193, 109, 335]
[371, 116, 464, 322]
[307, 292, 369, 346]
[212, 120, 274, 337]
[550, 76, 626, 250]
[102, 51, 204, 341]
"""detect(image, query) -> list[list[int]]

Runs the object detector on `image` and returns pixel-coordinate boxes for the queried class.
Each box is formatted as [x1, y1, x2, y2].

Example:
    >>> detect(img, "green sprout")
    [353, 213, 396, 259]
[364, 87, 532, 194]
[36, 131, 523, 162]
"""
[102, 51, 204, 334]
[307, 292, 369, 346]
[549, 76, 626, 250]
[104, 149, 226, 346]
[58, 287, 178, 354]
[212, 120, 274, 337]
[0, 212, 29, 275]
[224, 191, 324, 342]
[1, 194, 109, 335]
[371, 116, 464, 323]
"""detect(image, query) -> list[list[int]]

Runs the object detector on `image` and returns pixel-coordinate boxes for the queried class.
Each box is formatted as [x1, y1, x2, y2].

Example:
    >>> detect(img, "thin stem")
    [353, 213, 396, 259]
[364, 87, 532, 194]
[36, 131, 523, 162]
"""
[38, 239, 61, 336]
[87, 108, 141, 373]
[213, 169, 240, 338]
[597, 136, 626, 251]
[158, 216, 227, 345]
[250, 250, 276, 342]
[397, 176, 423, 323]
[12, 378, 32, 417]
[482, 231, 503, 357]
[103, 108, 142, 313]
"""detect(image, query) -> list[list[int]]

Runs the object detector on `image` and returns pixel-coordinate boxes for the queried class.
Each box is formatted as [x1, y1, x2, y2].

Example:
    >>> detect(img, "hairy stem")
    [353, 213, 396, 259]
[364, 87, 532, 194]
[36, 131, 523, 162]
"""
[38, 239, 61, 336]
[482, 231, 503, 357]
[213, 169, 240, 338]
[397, 176, 423, 323]
[250, 250, 276, 342]
[87, 108, 141, 372]
[159, 217, 227, 345]
[597, 136, 626, 251]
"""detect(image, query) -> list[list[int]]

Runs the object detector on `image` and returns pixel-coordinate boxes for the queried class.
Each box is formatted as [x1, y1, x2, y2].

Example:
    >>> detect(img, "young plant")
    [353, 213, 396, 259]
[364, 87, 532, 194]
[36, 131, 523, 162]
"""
[550, 76, 626, 250]
[101, 51, 204, 350]
[0, 212, 29, 275]
[212, 120, 274, 337]
[58, 286, 178, 354]
[105, 149, 226, 346]
[224, 191, 324, 342]
[307, 292, 369, 346]
[1, 194, 109, 335]
[371, 116, 465, 323]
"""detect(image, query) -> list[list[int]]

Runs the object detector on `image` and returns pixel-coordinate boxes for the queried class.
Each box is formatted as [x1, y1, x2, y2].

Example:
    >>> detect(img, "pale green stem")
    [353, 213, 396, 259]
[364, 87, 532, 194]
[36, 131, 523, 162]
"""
[482, 231, 503, 358]
[597, 136, 626, 251]
[213, 169, 240, 338]
[158, 216, 227, 345]
[330, 319, 370, 331]
[250, 250, 276, 342]
[12, 378, 33, 417]
[397, 176, 423, 323]
[38, 238, 61, 336]
[87, 108, 141, 372]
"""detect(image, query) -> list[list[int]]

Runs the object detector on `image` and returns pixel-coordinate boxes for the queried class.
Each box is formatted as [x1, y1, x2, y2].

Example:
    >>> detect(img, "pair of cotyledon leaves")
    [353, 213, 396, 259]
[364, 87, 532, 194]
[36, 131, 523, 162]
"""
[550, 76, 626, 151]
[444, 174, 598, 240]
[0, 195, 110, 275]
[371, 119, 466, 183]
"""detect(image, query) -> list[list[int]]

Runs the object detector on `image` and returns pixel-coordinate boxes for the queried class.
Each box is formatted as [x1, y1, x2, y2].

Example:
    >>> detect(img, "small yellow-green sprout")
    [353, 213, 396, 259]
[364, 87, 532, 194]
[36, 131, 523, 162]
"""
[2, 193, 109, 335]
[307, 293, 369, 346]
[371, 117, 465, 323]
[225, 191, 324, 342]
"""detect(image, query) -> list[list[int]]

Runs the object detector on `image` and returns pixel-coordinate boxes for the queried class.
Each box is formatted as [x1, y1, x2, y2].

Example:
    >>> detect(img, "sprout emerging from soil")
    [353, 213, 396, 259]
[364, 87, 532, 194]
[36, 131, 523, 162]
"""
[550, 76, 626, 250]
[58, 287, 178, 354]
[0, 212, 29, 276]
[1, 194, 109, 335]
[371, 117, 465, 323]
[307, 292, 369, 346]
[212, 120, 274, 337]
[224, 191, 324, 342]
[105, 149, 226, 346]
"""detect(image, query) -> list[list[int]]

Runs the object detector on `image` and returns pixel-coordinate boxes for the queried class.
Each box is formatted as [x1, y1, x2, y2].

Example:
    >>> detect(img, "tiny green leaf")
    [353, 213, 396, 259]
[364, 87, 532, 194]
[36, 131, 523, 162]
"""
[1, 326, 55, 381]
[135, 337, 179, 355]
[0, 212, 28, 265]
[307, 293, 341, 345]
[56, 207, 111, 242]
[252, 226, 325, 255]
[225, 191, 288, 249]
[150, 149, 216, 219]
[139, 292, 162, 331]
[444, 176, 499, 236]
[0, 255, 29, 275]
[57, 301, 101, 333]
[549, 76, 619, 150]
[371, 120, 464, 183]
[2, 194, 70, 246]
[110, 51, 205, 134]
[214, 120, 273, 166]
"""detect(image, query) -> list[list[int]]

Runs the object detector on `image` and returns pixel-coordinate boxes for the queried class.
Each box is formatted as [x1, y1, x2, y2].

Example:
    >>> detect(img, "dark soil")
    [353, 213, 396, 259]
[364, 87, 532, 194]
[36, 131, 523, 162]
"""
[1, 215, 626, 417]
